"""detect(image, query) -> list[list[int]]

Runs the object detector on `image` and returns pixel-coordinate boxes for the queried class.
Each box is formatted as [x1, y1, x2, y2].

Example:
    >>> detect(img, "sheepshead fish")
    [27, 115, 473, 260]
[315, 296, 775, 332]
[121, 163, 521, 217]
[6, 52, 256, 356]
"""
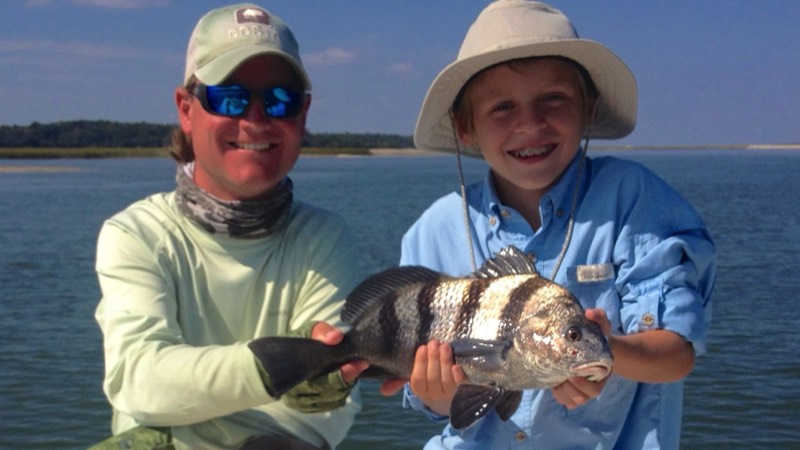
[249, 246, 612, 429]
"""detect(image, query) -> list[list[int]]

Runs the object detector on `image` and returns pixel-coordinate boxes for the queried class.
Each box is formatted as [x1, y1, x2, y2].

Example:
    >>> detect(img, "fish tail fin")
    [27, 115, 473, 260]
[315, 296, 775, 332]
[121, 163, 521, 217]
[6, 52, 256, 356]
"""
[248, 336, 348, 397]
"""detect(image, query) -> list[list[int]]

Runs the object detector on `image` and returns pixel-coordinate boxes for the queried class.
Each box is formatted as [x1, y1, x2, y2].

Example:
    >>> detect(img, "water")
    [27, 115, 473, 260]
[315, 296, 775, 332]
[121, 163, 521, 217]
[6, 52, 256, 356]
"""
[1, 151, 798, 449]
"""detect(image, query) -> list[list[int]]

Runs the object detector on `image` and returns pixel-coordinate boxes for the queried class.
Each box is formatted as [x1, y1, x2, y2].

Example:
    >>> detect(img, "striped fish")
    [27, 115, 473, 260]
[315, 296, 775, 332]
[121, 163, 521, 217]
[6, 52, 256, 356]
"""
[250, 246, 612, 429]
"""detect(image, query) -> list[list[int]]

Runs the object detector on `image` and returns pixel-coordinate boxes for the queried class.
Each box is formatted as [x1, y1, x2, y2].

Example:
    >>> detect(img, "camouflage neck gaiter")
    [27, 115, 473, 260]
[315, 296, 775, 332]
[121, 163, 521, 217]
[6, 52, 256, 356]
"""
[175, 163, 293, 239]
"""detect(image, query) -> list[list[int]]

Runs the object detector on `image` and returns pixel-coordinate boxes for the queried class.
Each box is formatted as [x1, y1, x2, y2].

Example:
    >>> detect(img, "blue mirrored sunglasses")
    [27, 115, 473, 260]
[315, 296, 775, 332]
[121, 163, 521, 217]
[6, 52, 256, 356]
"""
[192, 84, 305, 119]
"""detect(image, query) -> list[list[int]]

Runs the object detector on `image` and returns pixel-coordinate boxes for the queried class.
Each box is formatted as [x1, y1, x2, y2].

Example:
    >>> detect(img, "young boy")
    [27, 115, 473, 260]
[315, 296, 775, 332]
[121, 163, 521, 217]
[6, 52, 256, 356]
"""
[395, 1, 716, 448]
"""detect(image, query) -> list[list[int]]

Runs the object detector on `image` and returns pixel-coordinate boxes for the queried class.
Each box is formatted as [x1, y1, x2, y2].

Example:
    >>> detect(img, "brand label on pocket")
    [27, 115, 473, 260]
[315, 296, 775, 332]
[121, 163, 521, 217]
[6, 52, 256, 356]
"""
[576, 263, 614, 283]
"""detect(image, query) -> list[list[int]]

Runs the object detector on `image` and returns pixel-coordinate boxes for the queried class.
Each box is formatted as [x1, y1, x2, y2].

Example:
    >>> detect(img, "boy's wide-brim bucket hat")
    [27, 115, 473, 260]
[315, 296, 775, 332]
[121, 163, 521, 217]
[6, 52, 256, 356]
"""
[414, 0, 637, 156]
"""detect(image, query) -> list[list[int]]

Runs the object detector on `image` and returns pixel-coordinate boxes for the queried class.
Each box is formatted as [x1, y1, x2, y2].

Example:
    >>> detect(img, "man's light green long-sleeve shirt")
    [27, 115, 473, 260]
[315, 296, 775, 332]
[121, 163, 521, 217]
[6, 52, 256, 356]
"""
[95, 191, 363, 449]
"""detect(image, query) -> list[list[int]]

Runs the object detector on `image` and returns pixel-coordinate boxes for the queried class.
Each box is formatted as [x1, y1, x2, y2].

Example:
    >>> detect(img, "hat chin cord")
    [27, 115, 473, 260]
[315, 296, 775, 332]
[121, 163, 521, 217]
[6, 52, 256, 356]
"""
[450, 114, 593, 281]
[451, 113, 480, 273]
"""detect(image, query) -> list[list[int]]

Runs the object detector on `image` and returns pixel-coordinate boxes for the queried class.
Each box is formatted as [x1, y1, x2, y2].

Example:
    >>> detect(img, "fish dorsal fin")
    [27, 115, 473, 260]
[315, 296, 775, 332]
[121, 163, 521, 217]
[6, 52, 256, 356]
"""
[341, 266, 443, 324]
[472, 246, 539, 278]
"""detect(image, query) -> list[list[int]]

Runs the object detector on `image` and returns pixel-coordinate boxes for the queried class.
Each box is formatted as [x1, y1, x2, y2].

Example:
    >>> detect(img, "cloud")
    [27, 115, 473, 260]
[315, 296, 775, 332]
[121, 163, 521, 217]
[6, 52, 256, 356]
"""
[303, 48, 357, 66]
[25, 0, 169, 7]
[0, 39, 163, 61]
[385, 62, 414, 74]
[71, 0, 169, 8]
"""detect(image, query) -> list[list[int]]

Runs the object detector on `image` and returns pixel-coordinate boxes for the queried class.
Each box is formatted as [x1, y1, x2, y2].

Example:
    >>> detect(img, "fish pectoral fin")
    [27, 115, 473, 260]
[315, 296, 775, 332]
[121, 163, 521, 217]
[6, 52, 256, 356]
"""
[450, 338, 510, 371]
[450, 384, 519, 430]
[449, 338, 510, 357]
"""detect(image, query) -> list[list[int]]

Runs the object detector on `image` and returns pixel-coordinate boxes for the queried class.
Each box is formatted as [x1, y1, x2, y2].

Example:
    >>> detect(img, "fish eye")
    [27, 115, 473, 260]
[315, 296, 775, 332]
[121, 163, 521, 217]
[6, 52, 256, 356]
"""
[565, 326, 582, 342]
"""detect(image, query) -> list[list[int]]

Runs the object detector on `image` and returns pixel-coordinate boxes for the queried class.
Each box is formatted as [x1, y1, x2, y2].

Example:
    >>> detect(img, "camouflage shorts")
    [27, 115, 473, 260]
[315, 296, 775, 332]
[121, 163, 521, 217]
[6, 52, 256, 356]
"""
[87, 426, 173, 450]
[87, 426, 323, 449]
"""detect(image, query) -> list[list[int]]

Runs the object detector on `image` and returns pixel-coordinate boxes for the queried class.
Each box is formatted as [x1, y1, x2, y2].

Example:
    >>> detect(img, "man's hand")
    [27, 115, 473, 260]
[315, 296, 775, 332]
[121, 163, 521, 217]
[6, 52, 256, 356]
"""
[310, 322, 369, 383]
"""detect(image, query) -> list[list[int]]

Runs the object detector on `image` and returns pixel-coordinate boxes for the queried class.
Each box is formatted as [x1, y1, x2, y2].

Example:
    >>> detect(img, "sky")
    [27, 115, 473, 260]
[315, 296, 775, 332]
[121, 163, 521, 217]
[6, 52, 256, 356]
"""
[1, 0, 798, 146]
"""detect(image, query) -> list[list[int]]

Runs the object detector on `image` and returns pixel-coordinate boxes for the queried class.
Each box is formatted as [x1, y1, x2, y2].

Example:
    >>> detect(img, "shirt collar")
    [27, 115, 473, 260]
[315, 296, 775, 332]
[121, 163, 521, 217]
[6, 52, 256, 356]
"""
[482, 171, 502, 214]
[543, 150, 587, 215]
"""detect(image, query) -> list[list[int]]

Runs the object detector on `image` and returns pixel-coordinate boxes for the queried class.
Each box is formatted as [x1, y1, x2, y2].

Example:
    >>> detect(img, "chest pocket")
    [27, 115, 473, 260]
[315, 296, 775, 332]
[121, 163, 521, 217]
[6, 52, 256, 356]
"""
[565, 263, 621, 333]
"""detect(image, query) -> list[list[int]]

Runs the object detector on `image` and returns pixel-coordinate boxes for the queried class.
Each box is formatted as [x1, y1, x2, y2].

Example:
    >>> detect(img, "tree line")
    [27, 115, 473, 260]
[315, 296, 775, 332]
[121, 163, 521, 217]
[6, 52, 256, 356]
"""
[0, 120, 414, 149]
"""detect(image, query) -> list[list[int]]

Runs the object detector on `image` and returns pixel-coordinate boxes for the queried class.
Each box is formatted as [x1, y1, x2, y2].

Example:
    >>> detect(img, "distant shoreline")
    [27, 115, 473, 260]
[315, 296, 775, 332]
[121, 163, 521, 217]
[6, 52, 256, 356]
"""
[355, 144, 800, 154]
[2, 144, 799, 173]
[0, 165, 87, 173]
[594, 144, 800, 151]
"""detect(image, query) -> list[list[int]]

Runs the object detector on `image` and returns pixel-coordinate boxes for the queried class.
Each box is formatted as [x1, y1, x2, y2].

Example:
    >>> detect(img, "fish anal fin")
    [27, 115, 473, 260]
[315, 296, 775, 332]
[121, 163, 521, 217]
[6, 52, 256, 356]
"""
[360, 366, 396, 378]
[495, 390, 523, 421]
[450, 384, 508, 430]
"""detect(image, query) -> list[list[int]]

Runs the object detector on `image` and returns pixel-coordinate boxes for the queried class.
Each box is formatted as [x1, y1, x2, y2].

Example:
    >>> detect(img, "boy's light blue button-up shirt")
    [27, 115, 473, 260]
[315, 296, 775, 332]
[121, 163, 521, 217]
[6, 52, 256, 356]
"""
[400, 154, 716, 450]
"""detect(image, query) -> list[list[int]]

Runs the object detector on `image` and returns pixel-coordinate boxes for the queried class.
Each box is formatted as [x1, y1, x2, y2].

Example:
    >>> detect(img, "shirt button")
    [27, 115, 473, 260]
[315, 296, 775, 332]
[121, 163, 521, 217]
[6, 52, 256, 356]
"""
[500, 209, 511, 218]
[489, 216, 497, 226]
[514, 431, 527, 442]
[642, 313, 655, 327]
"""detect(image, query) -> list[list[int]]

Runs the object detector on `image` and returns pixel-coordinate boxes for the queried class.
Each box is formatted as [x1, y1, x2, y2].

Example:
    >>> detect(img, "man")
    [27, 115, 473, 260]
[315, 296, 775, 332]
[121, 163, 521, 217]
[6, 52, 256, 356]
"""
[92, 4, 367, 449]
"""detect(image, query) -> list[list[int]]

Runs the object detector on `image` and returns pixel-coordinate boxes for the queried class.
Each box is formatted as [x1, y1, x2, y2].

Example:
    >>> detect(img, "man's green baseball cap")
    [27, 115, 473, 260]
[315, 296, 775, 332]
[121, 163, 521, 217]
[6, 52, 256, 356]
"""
[183, 3, 310, 89]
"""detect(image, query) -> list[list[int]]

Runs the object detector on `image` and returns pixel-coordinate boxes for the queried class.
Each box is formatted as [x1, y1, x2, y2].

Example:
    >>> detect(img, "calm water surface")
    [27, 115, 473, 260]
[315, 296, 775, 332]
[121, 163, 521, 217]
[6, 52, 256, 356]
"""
[0, 151, 798, 449]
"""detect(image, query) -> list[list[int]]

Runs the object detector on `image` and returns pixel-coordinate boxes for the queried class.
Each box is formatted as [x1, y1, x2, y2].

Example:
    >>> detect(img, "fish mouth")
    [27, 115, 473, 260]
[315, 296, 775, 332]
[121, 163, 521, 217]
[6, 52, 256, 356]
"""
[571, 360, 613, 382]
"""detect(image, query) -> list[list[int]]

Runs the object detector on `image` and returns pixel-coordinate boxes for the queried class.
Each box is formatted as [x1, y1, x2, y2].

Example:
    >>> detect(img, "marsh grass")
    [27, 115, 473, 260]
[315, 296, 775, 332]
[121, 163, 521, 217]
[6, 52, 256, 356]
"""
[0, 147, 170, 159]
